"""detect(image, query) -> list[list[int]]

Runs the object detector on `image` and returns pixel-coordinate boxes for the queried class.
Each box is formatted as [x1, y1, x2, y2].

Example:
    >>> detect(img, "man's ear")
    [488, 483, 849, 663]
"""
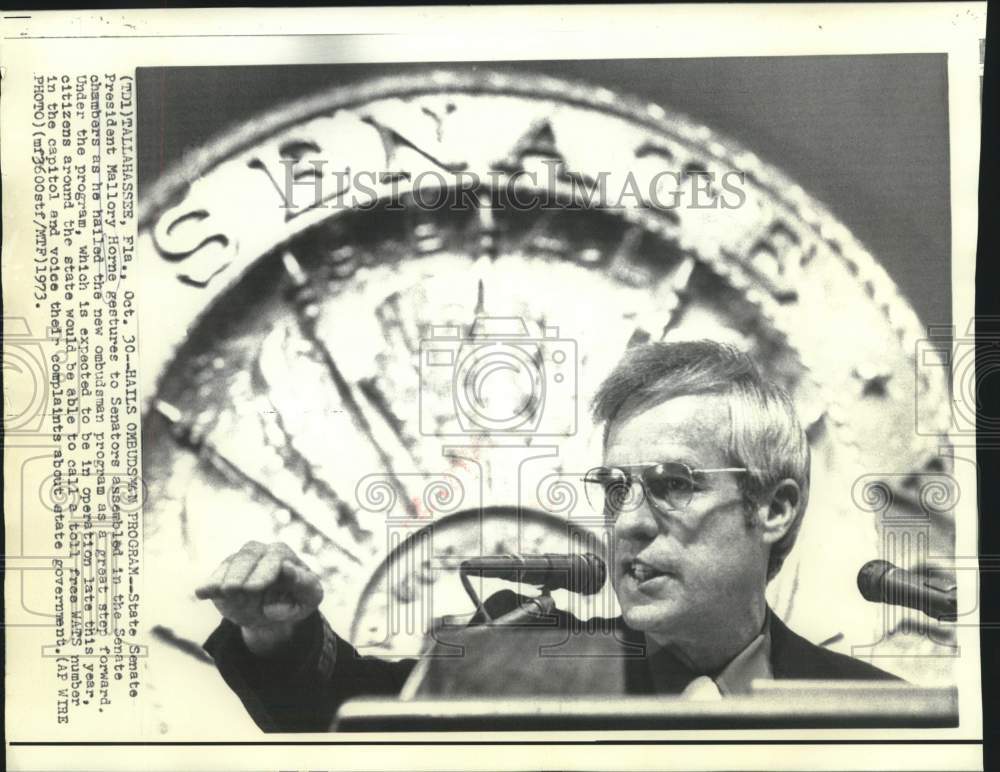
[758, 478, 801, 546]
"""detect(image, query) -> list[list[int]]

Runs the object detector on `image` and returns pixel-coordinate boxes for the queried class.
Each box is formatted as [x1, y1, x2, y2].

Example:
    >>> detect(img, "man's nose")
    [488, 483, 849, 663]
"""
[612, 481, 660, 539]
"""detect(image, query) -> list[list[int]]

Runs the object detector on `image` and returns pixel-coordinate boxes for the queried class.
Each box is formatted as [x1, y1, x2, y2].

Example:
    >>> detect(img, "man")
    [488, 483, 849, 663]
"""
[197, 340, 897, 732]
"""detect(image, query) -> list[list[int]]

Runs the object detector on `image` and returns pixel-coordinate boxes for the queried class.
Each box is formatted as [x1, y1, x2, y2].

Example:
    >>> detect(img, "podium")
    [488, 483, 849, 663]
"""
[330, 602, 959, 731]
[333, 685, 959, 731]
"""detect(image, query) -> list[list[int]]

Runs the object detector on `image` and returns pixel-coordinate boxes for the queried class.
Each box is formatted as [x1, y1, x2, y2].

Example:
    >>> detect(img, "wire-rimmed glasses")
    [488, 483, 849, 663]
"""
[582, 462, 749, 515]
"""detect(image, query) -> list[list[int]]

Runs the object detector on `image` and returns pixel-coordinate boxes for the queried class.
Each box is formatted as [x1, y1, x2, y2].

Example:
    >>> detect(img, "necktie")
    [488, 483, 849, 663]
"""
[631, 644, 726, 698]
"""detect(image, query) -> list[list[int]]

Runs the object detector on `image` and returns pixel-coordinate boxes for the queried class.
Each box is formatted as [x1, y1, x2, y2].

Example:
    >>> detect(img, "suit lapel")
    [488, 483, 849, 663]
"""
[768, 609, 825, 679]
[613, 609, 888, 687]
[614, 607, 823, 682]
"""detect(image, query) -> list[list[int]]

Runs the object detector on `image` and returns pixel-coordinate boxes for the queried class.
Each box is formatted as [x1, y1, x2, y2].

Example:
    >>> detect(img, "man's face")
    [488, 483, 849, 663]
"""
[604, 393, 769, 643]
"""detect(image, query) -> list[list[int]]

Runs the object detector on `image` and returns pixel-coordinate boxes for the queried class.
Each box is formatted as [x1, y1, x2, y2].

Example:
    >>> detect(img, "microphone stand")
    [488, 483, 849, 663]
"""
[486, 592, 557, 627]
[459, 565, 560, 625]
[398, 591, 557, 700]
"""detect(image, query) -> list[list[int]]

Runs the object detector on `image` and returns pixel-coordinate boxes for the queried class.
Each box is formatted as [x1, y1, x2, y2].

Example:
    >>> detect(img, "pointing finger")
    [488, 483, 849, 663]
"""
[243, 550, 285, 592]
[221, 549, 265, 593]
[195, 554, 235, 600]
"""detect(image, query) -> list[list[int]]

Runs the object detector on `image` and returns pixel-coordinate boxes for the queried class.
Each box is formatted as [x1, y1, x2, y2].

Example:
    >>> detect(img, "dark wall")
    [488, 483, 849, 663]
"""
[137, 56, 951, 330]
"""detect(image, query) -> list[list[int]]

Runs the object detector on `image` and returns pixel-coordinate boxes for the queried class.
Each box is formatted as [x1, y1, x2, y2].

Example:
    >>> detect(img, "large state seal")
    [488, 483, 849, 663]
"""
[137, 70, 955, 684]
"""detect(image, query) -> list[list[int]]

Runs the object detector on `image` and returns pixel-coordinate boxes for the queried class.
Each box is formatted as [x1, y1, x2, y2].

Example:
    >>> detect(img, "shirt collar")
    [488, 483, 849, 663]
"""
[713, 617, 772, 695]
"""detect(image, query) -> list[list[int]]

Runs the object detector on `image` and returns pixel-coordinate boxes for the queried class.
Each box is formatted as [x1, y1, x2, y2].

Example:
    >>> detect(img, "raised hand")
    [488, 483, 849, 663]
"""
[195, 541, 324, 655]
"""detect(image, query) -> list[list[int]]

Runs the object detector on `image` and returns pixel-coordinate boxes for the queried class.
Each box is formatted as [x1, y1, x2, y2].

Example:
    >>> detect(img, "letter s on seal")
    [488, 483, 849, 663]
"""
[152, 203, 233, 287]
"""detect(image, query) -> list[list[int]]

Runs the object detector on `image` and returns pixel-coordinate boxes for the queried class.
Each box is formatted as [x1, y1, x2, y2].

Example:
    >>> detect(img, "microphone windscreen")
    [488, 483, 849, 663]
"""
[857, 559, 894, 602]
[569, 553, 607, 595]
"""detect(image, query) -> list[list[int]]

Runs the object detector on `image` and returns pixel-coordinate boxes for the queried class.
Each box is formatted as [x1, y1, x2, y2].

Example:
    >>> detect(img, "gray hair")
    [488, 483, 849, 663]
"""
[591, 339, 810, 581]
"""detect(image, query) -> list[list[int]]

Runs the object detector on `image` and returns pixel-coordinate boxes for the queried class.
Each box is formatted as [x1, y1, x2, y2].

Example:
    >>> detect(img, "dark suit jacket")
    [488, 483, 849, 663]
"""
[203, 592, 899, 733]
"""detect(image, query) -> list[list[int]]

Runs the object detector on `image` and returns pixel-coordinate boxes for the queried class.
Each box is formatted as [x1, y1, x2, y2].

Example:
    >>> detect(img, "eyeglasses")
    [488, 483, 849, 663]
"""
[582, 462, 749, 514]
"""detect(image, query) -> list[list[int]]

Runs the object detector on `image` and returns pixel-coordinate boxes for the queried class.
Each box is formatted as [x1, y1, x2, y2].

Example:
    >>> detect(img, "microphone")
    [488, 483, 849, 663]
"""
[460, 552, 606, 595]
[857, 560, 957, 621]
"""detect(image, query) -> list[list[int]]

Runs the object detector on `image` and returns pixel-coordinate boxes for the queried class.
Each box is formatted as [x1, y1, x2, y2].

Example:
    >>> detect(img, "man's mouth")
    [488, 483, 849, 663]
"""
[624, 559, 674, 585]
